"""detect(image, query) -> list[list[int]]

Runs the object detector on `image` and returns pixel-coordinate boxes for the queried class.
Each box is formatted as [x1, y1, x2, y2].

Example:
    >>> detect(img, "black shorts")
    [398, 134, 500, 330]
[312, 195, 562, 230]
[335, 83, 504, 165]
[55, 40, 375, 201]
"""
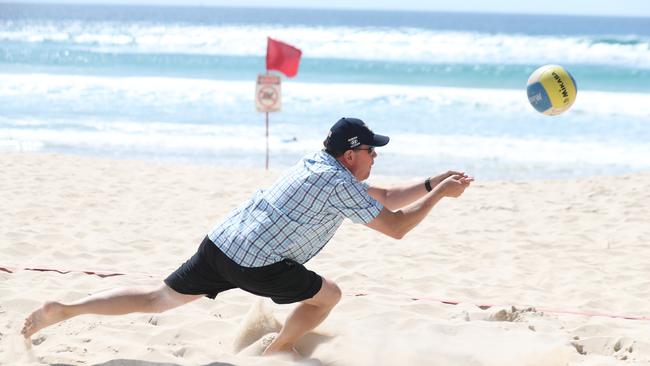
[164, 236, 323, 304]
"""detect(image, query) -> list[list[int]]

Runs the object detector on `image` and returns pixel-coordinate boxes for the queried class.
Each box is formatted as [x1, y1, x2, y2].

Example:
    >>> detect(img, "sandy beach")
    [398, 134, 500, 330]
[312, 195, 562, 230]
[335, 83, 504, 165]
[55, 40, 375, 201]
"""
[1, 152, 649, 366]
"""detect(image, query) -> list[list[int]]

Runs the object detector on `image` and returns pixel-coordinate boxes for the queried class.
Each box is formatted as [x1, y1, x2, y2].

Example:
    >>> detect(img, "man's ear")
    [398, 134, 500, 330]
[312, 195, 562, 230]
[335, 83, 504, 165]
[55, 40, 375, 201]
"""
[338, 150, 354, 167]
[345, 150, 354, 162]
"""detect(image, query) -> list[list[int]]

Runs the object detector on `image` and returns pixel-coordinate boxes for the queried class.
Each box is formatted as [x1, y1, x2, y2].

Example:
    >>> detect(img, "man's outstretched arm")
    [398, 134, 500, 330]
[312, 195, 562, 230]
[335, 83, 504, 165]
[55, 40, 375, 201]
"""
[367, 170, 468, 211]
[365, 174, 472, 239]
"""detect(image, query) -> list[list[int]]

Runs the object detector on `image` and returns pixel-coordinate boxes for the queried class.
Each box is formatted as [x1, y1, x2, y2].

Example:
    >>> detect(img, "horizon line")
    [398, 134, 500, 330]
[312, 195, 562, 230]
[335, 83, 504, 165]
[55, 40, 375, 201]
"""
[3, 1, 650, 19]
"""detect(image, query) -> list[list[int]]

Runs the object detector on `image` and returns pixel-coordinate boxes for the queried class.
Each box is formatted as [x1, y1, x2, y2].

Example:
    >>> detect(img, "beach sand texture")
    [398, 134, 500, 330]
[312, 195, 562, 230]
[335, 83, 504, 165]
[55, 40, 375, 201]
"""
[1, 152, 649, 365]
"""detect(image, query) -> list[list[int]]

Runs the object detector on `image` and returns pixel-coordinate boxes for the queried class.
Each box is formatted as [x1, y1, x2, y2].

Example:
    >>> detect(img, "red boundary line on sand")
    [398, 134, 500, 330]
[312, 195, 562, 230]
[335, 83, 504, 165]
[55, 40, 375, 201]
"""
[407, 296, 650, 321]
[3, 266, 648, 321]
[0, 266, 142, 278]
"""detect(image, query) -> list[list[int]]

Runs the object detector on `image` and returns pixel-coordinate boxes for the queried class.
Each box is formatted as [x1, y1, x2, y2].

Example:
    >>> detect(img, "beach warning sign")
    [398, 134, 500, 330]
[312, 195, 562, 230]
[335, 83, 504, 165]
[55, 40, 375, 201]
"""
[256, 74, 281, 112]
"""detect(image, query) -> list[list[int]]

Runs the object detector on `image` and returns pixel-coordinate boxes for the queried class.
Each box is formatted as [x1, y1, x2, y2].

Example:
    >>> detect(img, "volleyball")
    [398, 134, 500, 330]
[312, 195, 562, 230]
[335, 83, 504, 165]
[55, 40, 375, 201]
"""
[526, 65, 577, 116]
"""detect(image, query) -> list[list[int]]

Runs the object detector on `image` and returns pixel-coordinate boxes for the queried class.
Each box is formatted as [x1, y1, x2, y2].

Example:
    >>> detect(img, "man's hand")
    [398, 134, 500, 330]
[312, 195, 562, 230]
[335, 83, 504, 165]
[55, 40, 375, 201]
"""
[437, 174, 474, 198]
[428, 170, 470, 188]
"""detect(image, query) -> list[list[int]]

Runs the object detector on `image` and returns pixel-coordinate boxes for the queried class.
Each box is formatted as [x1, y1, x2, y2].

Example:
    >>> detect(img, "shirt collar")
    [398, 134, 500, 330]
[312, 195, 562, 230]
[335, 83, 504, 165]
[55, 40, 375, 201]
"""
[316, 149, 357, 181]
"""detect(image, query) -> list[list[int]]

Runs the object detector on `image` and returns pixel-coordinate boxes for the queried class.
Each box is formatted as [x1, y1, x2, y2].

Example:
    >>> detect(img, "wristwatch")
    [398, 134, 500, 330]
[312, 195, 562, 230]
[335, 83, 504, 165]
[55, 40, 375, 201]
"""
[424, 178, 432, 192]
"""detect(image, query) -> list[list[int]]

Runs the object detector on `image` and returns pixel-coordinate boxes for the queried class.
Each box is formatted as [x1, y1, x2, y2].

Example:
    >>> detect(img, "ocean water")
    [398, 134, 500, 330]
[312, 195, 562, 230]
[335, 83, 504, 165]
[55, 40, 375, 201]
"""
[1, 4, 649, 180]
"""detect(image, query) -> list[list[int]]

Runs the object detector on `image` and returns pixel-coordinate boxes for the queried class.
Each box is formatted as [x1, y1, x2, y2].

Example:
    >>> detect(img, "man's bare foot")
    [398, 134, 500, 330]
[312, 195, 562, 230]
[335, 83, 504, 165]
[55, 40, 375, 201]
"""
[21, 301, 68, 338]
[262, 333, 301, 359]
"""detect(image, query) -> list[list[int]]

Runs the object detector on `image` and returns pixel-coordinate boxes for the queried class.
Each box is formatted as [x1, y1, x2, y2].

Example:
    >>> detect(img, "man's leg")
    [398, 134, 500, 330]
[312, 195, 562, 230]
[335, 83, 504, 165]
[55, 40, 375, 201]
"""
[22, 283, 203, 338]
[263, 278, 341, 355]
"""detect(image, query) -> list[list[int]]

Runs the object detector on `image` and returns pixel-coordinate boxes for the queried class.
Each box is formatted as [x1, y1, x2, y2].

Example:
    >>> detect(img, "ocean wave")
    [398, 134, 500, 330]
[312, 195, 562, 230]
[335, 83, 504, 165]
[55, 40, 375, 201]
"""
[2, 73, 650, 124]
[2, 73, 650, 125]
[2, 117, 650, 173]
[1, 21, 649, 68]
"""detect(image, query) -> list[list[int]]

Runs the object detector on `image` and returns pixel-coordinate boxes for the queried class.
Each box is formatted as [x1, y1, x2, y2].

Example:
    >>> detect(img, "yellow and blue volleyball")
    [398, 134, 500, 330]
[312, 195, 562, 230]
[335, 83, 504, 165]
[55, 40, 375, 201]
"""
[526, 64, 577, 116]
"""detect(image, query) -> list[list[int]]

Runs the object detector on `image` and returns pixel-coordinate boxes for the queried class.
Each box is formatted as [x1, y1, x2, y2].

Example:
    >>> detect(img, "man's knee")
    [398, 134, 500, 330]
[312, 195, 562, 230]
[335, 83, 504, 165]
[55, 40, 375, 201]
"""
[147, 284, 200, 313]
[327, 280, 342, 306]
[144, 288, 169, 313]
[308, 278, 342, 308]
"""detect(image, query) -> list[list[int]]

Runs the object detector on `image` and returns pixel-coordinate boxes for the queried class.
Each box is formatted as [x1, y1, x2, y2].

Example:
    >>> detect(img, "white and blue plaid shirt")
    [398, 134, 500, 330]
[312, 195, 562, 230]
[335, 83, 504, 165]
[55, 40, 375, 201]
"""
[208, 150, 383, 267]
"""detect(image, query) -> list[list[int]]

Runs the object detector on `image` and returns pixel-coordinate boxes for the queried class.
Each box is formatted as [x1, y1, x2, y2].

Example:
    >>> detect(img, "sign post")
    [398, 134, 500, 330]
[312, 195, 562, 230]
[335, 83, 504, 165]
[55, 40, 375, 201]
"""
[258, 37, 301, 170]
[255, 74, 282, 170]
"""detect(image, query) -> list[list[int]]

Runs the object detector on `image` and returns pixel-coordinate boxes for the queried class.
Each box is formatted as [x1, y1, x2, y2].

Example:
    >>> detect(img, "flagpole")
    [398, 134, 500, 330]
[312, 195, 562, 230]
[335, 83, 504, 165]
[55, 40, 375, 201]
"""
[265, 70, 270, 171]
[264, 37, 300, 171]
[265, 110, 269, 170]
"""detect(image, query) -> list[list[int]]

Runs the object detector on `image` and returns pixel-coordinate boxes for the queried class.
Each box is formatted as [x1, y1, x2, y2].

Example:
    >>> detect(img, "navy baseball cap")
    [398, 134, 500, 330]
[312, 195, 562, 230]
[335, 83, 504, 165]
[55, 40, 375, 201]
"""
[324, 117, 390, 151]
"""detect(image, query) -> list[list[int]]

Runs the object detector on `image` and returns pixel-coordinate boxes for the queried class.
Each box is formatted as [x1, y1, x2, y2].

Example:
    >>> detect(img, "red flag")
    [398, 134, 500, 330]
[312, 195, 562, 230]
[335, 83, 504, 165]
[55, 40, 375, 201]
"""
[266, 37, 302, 77]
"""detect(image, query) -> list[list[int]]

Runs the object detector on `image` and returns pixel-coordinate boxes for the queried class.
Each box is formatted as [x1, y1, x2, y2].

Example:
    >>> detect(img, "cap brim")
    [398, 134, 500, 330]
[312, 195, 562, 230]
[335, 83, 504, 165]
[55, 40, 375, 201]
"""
[370, 134, 390, 147]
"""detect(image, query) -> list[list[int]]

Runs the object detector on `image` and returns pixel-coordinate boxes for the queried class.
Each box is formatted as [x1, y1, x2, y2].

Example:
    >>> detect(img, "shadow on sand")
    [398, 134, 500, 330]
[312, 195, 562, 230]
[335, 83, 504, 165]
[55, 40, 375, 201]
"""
[49, 332, 334, 366]
[52, 361, 235, 366]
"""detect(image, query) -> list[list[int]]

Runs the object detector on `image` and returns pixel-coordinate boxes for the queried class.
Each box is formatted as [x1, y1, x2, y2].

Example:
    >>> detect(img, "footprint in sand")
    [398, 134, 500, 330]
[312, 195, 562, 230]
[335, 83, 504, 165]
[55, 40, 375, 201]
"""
[31, 335, 47, 346]
[570, 336, 636, 360]
[147, 315, 160, 326]
[172, 346, 187, 357]
[487, 306, 539, 322]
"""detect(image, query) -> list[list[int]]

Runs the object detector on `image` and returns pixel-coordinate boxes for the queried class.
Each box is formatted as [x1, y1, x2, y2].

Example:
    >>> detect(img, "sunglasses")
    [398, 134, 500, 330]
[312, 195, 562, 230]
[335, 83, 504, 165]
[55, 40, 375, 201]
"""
[353, 146, 375, 154]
